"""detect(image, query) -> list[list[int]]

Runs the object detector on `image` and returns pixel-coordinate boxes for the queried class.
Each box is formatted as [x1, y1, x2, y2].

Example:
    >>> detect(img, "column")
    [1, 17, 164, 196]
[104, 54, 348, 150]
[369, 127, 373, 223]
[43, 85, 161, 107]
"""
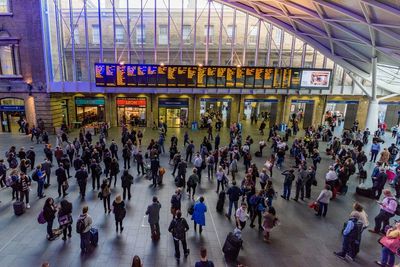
[365, 57, 379, 131]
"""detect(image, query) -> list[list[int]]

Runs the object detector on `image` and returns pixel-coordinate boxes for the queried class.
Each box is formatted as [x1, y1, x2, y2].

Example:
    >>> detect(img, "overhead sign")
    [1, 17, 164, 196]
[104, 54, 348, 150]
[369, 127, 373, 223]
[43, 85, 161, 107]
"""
[75, 98, 105, 106]
[116, 98, 146, 107]
[95, 63, 332, 90]
[0, 105, 25, 112]
[158, 98, 189, 107]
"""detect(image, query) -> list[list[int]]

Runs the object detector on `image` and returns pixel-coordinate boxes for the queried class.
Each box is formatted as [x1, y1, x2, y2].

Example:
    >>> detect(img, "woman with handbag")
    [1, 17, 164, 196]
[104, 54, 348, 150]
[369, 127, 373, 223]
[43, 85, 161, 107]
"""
[100, 179, 111, 213]
[376, 222, 400, 266]
[262, 206, 278, 243]
[315, 184, 333, 217]
[58, 199, 73, 241]
[113, 194, 126, 233]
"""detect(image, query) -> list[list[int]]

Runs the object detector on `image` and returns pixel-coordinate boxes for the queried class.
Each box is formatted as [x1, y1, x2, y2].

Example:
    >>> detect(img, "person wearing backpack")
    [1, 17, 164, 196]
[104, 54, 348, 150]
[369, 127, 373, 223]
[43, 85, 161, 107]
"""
[26, 147, 35, 171]
[250, 191, 266, 230]
[121, 170, 134, 200]
[187, 168, 199, 200]
[77, 206, 93, 253]
[146, 196, 162, 239]
[192, 196, 207, 234]
[170, 188, 182, 218]
[334, 213, 363, 261]
[101, 179, 112, 213]
[168, 210, 190, 260]
[58, 199, 73, 241]
[112, 194, 126, 233]
[229, 158, 238, 181]
[195, 247, 215, 267]
[43, 197, 57, 241]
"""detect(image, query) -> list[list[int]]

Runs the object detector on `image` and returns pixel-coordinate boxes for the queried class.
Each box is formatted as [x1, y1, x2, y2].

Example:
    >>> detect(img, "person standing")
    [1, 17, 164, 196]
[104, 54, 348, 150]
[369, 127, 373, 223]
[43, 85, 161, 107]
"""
[229, 157, 238, 181]
[112, 195, 126, 233]
[121, 170, 133, 200]
[206, 153, 214, 180]
[78, 206, 93, 253]
[43, 197, 57, 240]
[101, 179, 111, 213]
[372, 168, 388, 200]
[177, 160, 188, 187]
[150, 156, 160, 187]
[18, 173, 31, 209]
[193, 153, 203, 183]
[110, 140, 119, 160]
[216, 166, 227, 194]
[292, 166, 308, 201]
[370, 140, 381, 162]
[55, 163, 68, 198]
[375, 222, 400, 267]
[225, 181, 241, 219]
[334, 213, 363, 261]
[187, 168, 199, 200]
[146, 196, 162, 239]
[26, 147, 35, 171]
[34, 164, 46, 199]
[75, 165, 88, 200]
[262, 206, 278, 243]
[192, 196, 207, 234]
[186, 140, 195, 162]
[122, 144, 131, 169]
[195, 248, 215, 267]
[90, 159, 101, 191]
[236, 202, 250, 230]
[58, 199, 73, 241]
[41, 158, 52, 186]
[369, 189, 397, 235]
[315, 185, 333, 217]
[168, 210, 190, 260]
[136, 150, 144, 175]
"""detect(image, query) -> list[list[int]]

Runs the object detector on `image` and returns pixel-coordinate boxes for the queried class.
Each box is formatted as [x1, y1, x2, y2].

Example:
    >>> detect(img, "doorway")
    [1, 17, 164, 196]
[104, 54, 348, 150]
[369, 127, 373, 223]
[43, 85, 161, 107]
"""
[200, 98, 231, 127]
[159, 107, 188, 128]
[290, 100, 314, 130]
[0, 98, 26, 133]
[325, 101, 359, 130]
[243, 100, 278, 127]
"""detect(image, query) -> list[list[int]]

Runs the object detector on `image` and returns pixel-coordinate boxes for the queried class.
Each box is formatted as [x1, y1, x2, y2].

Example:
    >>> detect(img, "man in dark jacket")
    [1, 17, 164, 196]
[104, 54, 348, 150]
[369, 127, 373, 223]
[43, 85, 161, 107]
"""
[55, 163, 68, 197]
[41, 159, 52, 186]
[75, 165, 88, 200]
[61, 154, 71, 178]
[26, 146, 35, 170]
[151, 157, 160, 187]
[110, 140, 119, 160]
[136, 150, 144, 175]
[168, 210, 190, 260]
[90, 159, 101, 191]
[372, 168, 388, 200]
[170, 188, 182, 218]
[225, 180, 242, 219]
[73, 155, 84, 171]
[177, 160, 187, 187]
[146, 196, 162, 238]
[292, 166, 308, 201]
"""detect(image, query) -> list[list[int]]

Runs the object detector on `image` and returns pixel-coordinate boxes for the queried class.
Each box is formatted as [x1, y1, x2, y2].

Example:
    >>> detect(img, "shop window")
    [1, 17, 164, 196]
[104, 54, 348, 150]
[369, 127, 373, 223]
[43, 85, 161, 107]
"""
[136, 25, 146, 44]
[183, 25, 191, 44]
[203, 25, 214, 44]
[159, 25, 168, 45]
[0, 0, 10, 13]
[92, 25, 100, 44]
[116, 25, 124, 43]
[0, 32, 20, 77]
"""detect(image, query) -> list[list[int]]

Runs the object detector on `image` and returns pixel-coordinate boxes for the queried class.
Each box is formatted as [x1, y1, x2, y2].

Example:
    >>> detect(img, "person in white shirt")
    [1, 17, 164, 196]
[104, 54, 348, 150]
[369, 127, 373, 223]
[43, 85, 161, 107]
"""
[193, 153, 203, 183]
[236, 203, 249, 230]
[315, 185, 333, 217]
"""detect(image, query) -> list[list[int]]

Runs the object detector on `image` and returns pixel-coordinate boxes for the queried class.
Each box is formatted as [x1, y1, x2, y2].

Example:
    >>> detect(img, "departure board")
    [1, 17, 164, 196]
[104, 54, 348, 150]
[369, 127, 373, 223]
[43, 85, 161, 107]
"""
[157, 66, 167, 86]
[216, 67, 227, 87]
[147, 65, 157, 86]
[95, 63, 331, 89]
[167, 66, 178, 87]
[245, 67, 256, 88]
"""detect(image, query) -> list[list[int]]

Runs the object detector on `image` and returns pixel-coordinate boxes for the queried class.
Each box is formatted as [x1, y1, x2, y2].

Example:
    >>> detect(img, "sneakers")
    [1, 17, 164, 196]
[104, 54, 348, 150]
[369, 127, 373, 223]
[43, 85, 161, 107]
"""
[334, 252, 345, 260]
[184, 249, 190, 257]
[26, 203, 30, 209]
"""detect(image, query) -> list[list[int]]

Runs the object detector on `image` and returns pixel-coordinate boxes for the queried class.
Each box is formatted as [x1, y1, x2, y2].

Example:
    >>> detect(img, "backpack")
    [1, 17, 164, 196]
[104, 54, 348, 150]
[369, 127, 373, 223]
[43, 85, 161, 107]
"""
[249, 195, 258, 206]
[76, 217, 86, 234]
[174, 218, 186, 240]
[187, 202, 195, 215]
[32, 171, 39, 182]
[37, 210, 46, 224]
[9, 158, 18, 169]
[95, 165, 102, 176]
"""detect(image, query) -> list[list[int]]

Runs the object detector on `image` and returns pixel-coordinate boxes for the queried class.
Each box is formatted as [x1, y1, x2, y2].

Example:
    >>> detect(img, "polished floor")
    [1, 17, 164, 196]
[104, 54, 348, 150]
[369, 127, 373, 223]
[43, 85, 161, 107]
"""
[0, 122, 391, 267]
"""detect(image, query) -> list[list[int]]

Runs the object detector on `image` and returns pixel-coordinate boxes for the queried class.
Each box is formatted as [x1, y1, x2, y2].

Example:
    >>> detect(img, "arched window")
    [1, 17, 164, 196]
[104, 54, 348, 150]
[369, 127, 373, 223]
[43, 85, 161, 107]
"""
[0, 30, 20, 77]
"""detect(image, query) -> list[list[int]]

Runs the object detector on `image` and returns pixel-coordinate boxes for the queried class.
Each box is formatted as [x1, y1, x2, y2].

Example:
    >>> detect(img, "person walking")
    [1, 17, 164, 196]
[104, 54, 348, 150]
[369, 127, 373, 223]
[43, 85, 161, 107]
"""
[18, 173, 31, 209]
[369, 189, 397, 235]
[168, 210, 190, 260]
[216, 166, 227, 194]
[43, 197, 57, 241]
[34, 164, 46, 199]
[195, 247, 215, 267]
[187, 168, 199, 199]
[146, 196, 162, 239]
[90, 159, 102, 191]
[122, 144, 131, 169]
[136, 150, 145, 175]
[77, 206, 93, 253]
[262, 206, 278, 243]
[121, 170, 133, 200]
[112, 195, 126, 233]
[225, 180, 242, 219]
[58, 199, 73, 241]
[280, 169, 295, 201]
[193, 153, 203, 183]
[75, 165, 88, 200]
[334, 213, 363, 261]
[101, 178, 111, 214]
[315, 185, 333, 217]
[110, 158, 120, 187]
[170, 188, 182, 218]
[55, 163, 68, 198]
[192, 196, 207, 234]
[236, 202, 250, 230]
[370, 140, 381, 162]
[150, 156, 160, 187]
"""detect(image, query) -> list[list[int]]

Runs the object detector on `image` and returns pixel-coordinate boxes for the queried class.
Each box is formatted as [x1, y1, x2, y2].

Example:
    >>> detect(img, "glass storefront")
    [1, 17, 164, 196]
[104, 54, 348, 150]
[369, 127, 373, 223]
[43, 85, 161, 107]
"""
[243, 99, 278, 126]
[75, 97, 105, 125]
[158, 98, 189, 128]
[290, 100, 314, 130]
[200, 98, 231, 127]
[116, 97, 146, 126]
[0, 98, 25, 132]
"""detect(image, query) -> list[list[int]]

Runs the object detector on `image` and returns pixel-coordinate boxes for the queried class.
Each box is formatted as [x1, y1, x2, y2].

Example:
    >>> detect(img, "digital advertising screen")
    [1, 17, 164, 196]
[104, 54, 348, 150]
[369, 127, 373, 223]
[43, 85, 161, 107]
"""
[300, 70, 331, 88]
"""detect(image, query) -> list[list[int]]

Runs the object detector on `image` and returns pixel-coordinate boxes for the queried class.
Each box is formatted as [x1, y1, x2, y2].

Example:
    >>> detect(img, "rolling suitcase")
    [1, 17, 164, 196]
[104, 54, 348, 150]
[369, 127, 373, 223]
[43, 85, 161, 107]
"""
[216, 191, 225, 212]
[255, 151, 262, 157]
[13, 201, 25, 216]
[356, 185, 374, 199]
[222, 232, 242, 261]
[89, 228, 99, 246]
[151, 231, 160, 241]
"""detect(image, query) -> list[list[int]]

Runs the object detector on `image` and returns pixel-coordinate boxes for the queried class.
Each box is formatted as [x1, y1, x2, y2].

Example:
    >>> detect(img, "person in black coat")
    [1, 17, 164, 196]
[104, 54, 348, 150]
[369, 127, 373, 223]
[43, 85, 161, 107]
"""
[58, 199, 72, 241]
[121, 170, 133, 200]
[56, 163, 68, 198]
[61, 154, 71, 178]
[90, 159, 101, 190]
[75, 165, 88, 200]
[43, 197, 57, 240]
[151, 157, 160, 187]
[113, 195, 126, 233]
[110, 158, 120, 187]
[168, 210, 190, 259]
[26, 147, 35, 170]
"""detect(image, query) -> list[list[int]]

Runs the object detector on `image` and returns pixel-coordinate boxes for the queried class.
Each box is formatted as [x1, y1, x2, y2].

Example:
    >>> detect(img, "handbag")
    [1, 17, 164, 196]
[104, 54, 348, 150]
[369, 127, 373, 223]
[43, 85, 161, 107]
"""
[62, 181, 69, 191]
[97, 191, 103, 200]
[308, 202, 319, 213]
[58, 214, 71, 226]
[379, 235, 400, 256]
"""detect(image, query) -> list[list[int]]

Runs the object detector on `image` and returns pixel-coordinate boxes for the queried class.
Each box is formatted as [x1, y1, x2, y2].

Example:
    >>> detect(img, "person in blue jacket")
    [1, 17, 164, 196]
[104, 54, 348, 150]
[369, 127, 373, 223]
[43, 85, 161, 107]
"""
[192, 196, 207, 234]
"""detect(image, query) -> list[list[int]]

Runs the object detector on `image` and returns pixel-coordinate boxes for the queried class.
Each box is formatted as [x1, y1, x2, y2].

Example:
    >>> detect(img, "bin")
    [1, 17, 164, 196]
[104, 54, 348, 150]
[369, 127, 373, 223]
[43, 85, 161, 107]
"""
[191, 122, 198, 130]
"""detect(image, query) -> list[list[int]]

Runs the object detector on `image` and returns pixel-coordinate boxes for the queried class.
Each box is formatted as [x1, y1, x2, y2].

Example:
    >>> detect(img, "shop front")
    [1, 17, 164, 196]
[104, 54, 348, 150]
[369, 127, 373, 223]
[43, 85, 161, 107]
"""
[243, 99, 278, 127]
[290, 100, 315, 129]
[325, 100, 359, 130]
[200, 98, 231, 127]
[75, 97, 105, 126]
[0, 98, 26, 132]
[158, 98, 189, 128]
[116, 97, 147, 127]
[379, 102, 400, 128]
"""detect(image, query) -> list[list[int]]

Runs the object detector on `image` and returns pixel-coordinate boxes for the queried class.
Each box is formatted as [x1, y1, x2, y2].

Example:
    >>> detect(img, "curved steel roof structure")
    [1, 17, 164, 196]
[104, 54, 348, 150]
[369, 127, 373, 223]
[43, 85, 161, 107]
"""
[218, 0, 400, 89]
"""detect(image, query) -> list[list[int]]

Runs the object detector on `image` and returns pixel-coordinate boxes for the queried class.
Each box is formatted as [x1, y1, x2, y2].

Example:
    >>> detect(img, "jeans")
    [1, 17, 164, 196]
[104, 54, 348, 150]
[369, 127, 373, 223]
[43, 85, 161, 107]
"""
[103, 195, 111, 212]
[37, 180, 44, 197]
[317, 202, 328, 217]
[19, 190, 29, 204]
[381, 246, 395, 266]
[251, 210, 262, 227]
[115, 220, 123, 231]
[92, 174, 100, 190]
[110, 174, 117, 187]
[294, 183, 304, 200]
[276, 156, 284, 168]
[228, 200, 238, 217]
[80, 231, 90, 251]
[187, 185, 196, 198]
[57, 182, 66, 197]
[47, 219, 54, 238]
[123, 185, 131, 200]
[337, 236, 352, 257]
[370, 150, 378, 162]
[208, 165, 214, 179]
[217, 180, 225, 193]
[374, 210, 394, 233]
[123, 157, 130, 169]
[173, 238, 189, 258]
[62, 224, 72, 239]
[137, 162, 144, 174]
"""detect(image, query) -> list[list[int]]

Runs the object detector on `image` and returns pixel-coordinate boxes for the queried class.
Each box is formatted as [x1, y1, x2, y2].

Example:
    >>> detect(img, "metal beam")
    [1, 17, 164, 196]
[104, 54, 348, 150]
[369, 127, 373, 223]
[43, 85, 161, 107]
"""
[361, 0, 400, 17]
[347, 72, 371, 97]
[378, 93, 399, 102]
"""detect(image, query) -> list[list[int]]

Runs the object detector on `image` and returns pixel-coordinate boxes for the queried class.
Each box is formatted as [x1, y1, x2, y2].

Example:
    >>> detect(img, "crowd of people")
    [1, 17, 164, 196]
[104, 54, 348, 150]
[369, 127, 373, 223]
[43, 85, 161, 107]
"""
[2, 115, 400, 267]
